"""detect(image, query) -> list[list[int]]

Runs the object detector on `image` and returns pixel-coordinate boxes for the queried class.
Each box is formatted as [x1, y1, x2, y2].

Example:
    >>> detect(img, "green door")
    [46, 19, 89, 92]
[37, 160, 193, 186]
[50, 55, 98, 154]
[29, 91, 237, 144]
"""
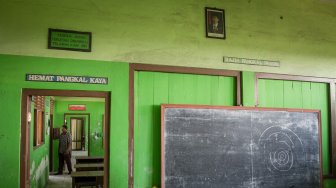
[134, 71, 237, 188]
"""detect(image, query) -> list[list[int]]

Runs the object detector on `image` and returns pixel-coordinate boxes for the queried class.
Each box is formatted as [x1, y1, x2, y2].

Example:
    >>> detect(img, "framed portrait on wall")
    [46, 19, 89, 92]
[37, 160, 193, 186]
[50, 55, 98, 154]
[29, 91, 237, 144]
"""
[205, 7, 226, 39]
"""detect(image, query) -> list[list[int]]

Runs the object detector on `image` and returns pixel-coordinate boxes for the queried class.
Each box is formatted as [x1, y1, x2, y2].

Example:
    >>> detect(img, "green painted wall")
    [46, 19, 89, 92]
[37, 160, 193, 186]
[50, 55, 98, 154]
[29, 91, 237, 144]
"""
[1, 53, 336, 187]
[52, 100, 105, 172]
[134, 71, 237, 187]
[29, 96, 50, 188]
[0, 54, 128, 188]
[241, 71, 255, 107]
[324, 179, 336, 188]
[0, 0, 335, 77]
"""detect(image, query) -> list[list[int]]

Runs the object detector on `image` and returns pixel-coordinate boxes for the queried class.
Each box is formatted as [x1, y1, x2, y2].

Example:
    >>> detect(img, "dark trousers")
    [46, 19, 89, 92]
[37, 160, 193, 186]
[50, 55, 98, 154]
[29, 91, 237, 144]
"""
[58, 153, 72, 174]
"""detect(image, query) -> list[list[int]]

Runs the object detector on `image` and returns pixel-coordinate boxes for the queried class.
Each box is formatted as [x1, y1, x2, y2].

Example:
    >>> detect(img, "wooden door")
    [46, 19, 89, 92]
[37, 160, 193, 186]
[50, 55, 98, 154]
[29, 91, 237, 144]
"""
[70, 118, 84, 150]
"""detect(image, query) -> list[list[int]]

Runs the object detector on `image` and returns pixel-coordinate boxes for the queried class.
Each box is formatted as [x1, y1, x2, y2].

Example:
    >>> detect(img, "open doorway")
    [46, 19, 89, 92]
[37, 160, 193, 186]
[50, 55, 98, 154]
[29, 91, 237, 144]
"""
[70, 117, 85, 151]
[63, 112, 91, 155]
[20, 89, 110, 188]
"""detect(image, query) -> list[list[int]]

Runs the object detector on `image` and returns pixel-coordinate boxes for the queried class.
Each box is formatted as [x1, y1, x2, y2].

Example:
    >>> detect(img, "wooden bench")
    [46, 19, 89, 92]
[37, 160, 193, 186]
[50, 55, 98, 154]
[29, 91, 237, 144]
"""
[71, 170, 104, 188]
[75, 156, 104, 164]
[74, 163, 104, 171]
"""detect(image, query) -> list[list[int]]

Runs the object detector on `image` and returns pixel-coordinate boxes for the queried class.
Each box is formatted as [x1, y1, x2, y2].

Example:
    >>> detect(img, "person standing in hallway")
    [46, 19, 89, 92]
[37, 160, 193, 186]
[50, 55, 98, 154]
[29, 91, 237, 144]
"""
[57, 125, 72, 175]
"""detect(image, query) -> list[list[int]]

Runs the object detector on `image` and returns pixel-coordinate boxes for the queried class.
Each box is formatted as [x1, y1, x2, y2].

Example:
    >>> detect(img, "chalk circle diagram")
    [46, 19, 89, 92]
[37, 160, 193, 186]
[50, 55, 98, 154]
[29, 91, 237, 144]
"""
[258, 126, 305, 172]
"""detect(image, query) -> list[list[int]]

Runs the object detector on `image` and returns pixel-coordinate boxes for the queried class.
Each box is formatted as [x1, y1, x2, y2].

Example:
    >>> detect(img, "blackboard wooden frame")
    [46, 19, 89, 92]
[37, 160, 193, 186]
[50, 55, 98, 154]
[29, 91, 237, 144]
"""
[161, 104, 323, 188]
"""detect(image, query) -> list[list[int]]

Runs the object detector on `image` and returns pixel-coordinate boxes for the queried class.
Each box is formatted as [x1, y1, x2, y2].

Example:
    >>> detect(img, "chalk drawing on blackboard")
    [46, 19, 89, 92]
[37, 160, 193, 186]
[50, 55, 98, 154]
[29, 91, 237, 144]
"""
[258, 126, 304, 172]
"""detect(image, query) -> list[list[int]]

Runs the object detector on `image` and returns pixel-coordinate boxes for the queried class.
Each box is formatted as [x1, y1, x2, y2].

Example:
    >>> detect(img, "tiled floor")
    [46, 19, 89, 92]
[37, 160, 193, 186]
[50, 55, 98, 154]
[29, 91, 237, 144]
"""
[47, 174, 72, 188]
[47, 151, 88, 188]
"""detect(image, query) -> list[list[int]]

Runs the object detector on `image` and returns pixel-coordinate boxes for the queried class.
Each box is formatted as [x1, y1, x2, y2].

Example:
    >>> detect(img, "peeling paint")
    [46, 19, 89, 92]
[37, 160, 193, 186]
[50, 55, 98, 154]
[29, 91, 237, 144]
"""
[30, 155, 49, 185]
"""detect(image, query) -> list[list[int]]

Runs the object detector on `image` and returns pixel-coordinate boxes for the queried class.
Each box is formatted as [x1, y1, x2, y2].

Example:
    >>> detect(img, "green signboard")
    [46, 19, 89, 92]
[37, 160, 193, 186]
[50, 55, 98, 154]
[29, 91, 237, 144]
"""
[48, 28, 92, 52]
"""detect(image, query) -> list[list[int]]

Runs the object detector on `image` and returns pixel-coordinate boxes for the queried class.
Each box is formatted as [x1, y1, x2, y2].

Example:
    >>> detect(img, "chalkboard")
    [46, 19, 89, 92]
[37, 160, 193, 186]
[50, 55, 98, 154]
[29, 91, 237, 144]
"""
[161, 105, 322, 188]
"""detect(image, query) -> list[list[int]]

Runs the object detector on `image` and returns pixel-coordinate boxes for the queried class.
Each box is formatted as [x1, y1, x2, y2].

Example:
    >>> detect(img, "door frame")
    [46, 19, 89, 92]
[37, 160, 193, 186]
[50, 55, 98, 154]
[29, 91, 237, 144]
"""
[20, 89, 111, 188]
[64, 113, 91, 154]
[49, 114, 54, 172]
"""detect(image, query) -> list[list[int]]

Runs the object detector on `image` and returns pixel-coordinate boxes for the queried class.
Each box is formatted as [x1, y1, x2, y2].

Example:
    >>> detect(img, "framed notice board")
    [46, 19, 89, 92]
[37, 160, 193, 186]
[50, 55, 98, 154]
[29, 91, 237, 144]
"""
[48, 28, 92, 52]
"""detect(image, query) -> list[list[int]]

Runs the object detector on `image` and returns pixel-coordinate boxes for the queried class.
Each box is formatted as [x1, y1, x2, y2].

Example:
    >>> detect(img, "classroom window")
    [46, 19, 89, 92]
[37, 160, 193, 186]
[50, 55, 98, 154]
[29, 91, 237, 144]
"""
[33, 96, 45, 147]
